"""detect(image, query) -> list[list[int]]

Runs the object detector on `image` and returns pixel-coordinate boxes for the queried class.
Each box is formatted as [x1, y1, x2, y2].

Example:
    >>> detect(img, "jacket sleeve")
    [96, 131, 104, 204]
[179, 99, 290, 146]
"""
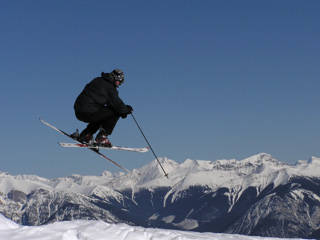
[108, 88, 130, 116]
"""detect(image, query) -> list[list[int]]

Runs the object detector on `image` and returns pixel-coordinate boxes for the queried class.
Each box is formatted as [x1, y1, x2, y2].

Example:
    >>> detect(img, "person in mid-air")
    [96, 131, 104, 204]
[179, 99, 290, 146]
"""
[72, 69, 133, 147]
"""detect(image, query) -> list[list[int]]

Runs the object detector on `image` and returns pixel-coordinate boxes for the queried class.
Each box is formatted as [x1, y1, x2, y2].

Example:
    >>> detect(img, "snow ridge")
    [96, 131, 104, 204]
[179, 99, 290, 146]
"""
[0, 214, 307, 240]
[1, 153, 320, 198]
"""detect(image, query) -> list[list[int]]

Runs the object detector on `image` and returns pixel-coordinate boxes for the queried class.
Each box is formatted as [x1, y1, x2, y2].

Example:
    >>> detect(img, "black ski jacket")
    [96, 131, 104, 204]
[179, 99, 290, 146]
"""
[74, 72, 130, 116]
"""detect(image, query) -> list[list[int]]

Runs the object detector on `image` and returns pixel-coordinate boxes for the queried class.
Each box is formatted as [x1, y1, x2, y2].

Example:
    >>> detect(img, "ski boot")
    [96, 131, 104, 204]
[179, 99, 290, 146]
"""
[95, 130, 112, 147]
[70, 129, 80, 140]
[71, 129, 94, 144]
[79, 133, 94, 145]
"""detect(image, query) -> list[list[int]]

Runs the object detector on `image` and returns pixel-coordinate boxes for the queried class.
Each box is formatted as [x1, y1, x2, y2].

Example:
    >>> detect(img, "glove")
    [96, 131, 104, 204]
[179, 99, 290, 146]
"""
[126, 105, 133, 114]
[121, 105, 133, 119]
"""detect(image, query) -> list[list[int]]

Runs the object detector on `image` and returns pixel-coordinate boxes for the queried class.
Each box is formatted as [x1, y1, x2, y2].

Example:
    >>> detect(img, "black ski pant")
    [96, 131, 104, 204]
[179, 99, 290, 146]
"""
[75, 107, 120, 138]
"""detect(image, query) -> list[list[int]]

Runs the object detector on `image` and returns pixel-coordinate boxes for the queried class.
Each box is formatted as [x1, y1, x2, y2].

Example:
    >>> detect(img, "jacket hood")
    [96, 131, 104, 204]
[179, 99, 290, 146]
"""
[101, 72, 116, 84]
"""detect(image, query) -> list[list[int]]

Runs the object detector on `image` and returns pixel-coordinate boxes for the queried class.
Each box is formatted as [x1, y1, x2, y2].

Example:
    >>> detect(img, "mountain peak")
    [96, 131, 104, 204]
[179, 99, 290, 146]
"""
[1, 153, 320, 196]
[242, 152, 278, 164]
[310, 156, 320, 164]
[101, 170, 114, 178]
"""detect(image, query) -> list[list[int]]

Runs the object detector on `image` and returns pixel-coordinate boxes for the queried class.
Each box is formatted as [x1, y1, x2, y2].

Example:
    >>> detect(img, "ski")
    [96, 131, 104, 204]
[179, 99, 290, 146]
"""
[58, 142, 149, 153]
[39, 118, 130, 173]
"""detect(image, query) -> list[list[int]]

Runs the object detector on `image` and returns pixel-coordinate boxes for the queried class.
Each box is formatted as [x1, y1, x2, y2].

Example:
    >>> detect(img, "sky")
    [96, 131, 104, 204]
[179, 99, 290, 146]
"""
[0, 1, 319, 178]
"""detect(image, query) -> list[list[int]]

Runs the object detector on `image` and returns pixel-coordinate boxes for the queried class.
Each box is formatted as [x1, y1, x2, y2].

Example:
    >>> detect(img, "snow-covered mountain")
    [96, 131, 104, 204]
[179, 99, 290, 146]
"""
[0, 214, 307, 240]
[1, 153, 320, 239]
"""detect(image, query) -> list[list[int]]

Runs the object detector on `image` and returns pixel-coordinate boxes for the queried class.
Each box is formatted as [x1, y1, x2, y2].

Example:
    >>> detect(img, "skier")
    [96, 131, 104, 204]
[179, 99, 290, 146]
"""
[72, 69, 133, 147]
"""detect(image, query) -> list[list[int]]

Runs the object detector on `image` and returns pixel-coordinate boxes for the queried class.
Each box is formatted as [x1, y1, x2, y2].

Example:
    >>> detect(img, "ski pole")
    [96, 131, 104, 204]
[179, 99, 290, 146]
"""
[131, 113, 169, 178]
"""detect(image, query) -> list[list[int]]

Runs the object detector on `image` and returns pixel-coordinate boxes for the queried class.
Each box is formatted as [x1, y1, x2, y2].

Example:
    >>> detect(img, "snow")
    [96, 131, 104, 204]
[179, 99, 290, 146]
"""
[173, 218, 199, 230]
[161, 215, 175, 224]
[0, 172, 52, 194]
[1, 153, 320, 209]
[0, 214, 307, 240]
[0, 154, 318, 239]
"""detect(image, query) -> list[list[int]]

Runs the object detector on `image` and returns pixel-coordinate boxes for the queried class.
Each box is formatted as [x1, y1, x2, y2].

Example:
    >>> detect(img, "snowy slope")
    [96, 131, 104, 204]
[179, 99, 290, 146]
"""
[0, 214, 307, 240]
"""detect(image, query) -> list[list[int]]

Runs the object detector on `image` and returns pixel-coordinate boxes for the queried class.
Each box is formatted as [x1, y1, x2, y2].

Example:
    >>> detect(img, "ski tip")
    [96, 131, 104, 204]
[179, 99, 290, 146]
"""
[39, 118, 46, 124]
[39, 118, 50, 127]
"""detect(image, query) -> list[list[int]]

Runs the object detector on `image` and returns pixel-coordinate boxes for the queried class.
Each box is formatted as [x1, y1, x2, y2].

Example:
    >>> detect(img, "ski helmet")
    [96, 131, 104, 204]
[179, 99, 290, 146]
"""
[112, 69, 125, 84]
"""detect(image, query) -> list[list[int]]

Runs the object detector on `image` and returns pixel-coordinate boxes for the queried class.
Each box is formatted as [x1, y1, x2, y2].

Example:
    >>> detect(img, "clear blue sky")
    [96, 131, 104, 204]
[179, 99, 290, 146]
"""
[1, 1, 319, 178]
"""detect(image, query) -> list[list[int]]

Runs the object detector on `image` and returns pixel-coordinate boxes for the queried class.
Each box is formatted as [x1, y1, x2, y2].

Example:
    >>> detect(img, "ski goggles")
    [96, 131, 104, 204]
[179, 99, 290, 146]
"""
[113, 69, 125, 84]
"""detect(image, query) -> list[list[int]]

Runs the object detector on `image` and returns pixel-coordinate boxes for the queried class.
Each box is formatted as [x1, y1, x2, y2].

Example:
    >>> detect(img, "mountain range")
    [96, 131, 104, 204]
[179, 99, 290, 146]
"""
[1, 153, 319, 239]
